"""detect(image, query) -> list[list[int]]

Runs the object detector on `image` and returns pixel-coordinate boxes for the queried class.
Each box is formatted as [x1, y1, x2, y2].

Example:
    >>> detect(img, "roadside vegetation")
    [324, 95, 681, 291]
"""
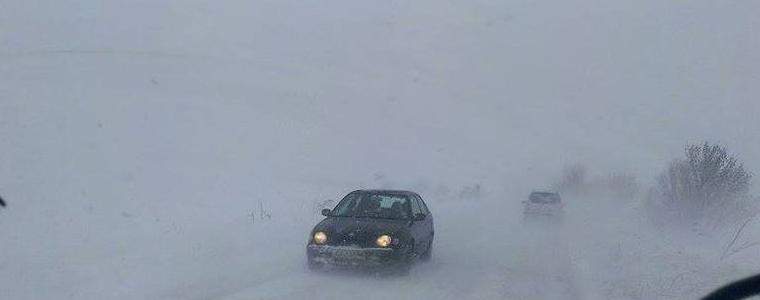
[647, 142, 756, 232]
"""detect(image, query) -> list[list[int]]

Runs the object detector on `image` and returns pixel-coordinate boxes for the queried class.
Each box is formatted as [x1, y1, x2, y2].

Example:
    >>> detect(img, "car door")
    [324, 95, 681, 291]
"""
[416, 195, 434, 241]
[408, 195, 426, 251]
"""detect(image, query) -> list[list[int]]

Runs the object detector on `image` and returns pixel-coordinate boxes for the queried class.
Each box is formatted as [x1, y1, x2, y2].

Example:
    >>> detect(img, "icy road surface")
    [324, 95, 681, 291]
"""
[220, 234, 583, 300]
[214, 201, 588, 300]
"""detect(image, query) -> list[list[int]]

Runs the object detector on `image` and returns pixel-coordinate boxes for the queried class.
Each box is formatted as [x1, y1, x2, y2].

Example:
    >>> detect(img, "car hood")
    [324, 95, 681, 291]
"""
[315, 217, 410, 234]
[313, 217, 411, 246]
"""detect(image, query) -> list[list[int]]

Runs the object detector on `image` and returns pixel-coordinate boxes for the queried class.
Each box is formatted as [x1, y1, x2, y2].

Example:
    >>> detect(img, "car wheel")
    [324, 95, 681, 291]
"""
[391, 261, 411, 276]
[307, 258, 322, 272]
[389, 244, 415, 276]
[419, 239, 433, 262]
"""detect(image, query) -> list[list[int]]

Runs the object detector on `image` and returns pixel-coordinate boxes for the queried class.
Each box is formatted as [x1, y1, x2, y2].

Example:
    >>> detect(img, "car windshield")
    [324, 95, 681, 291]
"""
[331, 193, 411, 220]
[529, 193, 561, 204]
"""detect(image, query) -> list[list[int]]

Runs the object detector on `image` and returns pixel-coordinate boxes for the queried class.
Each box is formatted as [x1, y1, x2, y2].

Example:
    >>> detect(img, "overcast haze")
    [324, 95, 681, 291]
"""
[1, 1, 759, 299]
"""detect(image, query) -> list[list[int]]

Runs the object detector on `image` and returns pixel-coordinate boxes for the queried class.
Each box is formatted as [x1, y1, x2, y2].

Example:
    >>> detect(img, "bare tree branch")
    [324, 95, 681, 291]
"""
[721, 217, 755, 260]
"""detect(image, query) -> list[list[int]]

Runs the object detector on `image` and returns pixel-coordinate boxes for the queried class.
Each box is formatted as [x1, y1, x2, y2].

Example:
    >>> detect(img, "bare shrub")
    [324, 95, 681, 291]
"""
[605, 173, 640, 198]
[552, 164, 639, 199]
[556, 163, 587, 194]
[721, 215, 760, 260]
[652, 142, 754, 228]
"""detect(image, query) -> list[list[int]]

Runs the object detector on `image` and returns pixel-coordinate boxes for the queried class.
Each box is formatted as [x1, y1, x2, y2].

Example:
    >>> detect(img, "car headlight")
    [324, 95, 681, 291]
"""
[313, 231, 327, 244]
[376, 234, 392, 248]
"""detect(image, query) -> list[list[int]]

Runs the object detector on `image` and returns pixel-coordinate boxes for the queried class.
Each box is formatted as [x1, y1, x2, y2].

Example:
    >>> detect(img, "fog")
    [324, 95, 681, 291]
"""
[1, 1, 759, 299]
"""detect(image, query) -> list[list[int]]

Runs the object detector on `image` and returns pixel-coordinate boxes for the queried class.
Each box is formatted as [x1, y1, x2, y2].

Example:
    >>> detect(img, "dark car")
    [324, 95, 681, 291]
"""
[306, 190, 434, 274]
[523, 191, 563, 219]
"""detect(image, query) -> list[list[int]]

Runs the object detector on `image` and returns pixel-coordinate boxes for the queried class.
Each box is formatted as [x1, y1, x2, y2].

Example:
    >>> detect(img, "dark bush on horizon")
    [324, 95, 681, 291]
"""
[649, 142, 755, 229]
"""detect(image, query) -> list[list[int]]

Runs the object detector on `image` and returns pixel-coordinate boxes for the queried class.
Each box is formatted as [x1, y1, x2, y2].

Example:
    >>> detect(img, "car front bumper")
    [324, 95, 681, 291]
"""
[306, 244, 408, 269]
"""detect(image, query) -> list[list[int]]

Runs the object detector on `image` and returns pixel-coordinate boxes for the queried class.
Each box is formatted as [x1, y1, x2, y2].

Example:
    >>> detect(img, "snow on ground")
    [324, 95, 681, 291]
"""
[190, 194, 586, 300]
[2, 0, 760, 299]
[3, 176, 756, 300]
[213, 193, 760, 300]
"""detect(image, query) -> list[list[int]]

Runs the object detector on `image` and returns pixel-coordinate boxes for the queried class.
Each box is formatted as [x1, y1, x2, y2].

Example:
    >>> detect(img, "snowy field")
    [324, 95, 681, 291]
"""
[2, 1, 760, 299]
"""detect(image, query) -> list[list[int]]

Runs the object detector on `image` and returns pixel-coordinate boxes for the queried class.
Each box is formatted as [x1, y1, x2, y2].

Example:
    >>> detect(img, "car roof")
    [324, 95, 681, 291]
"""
[351, 189, 419, 196]
[531, 191, 559, 195]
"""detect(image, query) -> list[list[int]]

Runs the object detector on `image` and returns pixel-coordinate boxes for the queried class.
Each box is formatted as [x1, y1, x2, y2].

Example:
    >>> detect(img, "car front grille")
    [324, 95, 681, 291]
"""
[332, 232, 374, 247]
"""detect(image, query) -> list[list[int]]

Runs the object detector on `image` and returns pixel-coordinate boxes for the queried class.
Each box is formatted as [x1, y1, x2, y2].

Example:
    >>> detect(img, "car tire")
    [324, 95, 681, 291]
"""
[392, 261, 411, 276]
[393, 244, 416, 276]
[419, 239, 433, 262]
[307, 258, 322, 272]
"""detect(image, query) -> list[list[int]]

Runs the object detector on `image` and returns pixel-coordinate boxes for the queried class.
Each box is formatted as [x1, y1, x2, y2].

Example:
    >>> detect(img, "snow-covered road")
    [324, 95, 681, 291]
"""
[215, 202, 585, 300]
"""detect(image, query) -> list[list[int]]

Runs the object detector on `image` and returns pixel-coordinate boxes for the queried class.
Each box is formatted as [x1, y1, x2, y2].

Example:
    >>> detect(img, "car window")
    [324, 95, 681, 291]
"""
[417, 196, 430, 215]
[378, 195, 404, 208]
[331, 193, 411, 219]
[410, 196, 423, 215]
[332, 193, 361, 216]
[529, 193, 560, 204]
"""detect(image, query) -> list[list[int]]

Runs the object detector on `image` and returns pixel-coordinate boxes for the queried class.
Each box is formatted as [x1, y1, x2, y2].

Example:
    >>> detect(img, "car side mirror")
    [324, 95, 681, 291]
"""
[414, 213, 426, 221]
[321, 209, 332, 216]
